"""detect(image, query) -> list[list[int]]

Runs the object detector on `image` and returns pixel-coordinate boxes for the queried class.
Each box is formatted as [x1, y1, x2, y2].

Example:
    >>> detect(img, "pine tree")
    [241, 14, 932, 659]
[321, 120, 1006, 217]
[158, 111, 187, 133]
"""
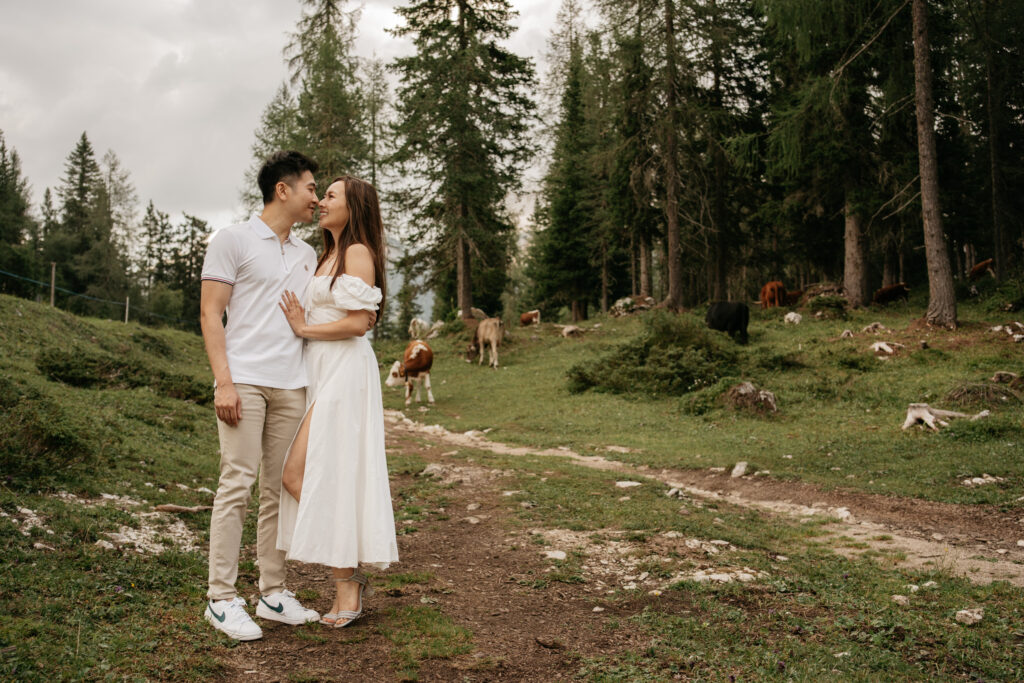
[243, 84, 302, 212]
[529, 32, 597, 321]
[289, 0, 367, 182]
[0, 132, 40, 297]
[762, 1, 883, 308]
[390, 0, 536, 319]
[173, 213, 211, 323]
[912, 0, 956, 326]
[602, 0, 660, 298]
[140, 200, 175, 293]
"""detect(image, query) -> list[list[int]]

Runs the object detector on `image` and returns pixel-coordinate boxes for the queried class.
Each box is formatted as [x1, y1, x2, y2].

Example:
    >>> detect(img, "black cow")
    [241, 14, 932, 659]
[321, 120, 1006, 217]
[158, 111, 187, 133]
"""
[706, 302, 749, 344]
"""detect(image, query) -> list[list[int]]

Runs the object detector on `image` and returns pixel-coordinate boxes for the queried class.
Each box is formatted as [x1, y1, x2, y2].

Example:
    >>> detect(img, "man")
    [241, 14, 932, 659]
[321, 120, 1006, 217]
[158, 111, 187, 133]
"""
[199, 151, 339, 640]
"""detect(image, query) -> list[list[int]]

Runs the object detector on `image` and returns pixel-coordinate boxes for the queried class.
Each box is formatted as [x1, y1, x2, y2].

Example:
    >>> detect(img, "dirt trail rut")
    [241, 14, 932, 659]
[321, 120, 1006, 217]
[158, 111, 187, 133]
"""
[386, 411, 1024, 587]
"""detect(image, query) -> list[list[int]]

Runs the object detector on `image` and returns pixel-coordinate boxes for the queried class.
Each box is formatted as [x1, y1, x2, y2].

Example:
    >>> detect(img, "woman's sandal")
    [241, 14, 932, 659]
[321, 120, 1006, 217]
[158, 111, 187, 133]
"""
[319, 571, 373, 628]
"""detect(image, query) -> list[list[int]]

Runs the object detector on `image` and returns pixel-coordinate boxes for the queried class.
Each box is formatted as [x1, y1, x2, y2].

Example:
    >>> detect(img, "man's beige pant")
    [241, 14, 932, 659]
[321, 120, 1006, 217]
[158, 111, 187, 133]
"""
[207, 383, 306, 600]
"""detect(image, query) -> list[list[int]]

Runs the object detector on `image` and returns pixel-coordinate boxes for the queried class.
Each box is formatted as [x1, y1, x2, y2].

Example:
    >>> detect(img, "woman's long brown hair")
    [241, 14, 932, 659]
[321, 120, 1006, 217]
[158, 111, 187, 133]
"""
[317, 175, 387, 318]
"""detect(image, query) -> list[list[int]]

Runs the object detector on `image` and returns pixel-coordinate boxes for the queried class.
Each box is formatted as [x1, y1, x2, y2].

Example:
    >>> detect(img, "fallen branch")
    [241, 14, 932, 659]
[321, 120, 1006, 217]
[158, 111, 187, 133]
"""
[901, 403, 990, 431]
[154, 504, 213, 513]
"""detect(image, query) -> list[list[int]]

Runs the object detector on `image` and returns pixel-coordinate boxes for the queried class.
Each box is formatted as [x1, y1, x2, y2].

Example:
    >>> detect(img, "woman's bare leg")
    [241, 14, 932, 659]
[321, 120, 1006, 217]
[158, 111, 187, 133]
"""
[281, 403, 315, 502]
[330, 567, 361, 617]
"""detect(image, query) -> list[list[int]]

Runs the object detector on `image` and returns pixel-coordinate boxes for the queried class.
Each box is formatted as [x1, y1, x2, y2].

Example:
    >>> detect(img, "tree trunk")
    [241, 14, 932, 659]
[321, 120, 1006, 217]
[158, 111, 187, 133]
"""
[629, 234, 638, 296]
[456, 233, 473, 319]
[639, 238, 652, 297]
[882, 230, 899, 288]
[912, 0, 957, 328]
[843, 194, 869, 307]
[600, 245, 609, 313]
[662, 0, 683, 310]
[984, 3, 1007, 280]
[709, 0, 728, 303]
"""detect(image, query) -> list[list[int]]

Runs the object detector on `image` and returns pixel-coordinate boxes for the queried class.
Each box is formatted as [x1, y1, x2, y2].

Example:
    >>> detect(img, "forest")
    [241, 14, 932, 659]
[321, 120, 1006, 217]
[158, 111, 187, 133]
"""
[0, 0, 1021, 332]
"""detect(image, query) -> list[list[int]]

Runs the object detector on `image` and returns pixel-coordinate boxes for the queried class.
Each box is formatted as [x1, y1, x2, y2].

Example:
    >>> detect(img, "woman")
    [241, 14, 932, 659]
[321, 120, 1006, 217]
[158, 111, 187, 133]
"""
[276, 175, 399, 627]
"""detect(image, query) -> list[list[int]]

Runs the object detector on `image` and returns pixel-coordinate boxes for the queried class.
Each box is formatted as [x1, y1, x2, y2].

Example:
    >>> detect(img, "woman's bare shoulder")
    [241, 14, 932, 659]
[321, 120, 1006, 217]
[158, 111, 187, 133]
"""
[343, 243, 375, 284]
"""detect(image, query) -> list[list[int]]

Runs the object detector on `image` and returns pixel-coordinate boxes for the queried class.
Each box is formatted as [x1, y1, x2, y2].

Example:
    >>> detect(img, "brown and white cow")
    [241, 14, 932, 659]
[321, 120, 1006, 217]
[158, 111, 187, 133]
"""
[519, 309, 541, 326]
[467, 317, 502, 368]
[385, 340, 435, 405]
[760, 281, 786, 309]
[969, 258, 994, 281]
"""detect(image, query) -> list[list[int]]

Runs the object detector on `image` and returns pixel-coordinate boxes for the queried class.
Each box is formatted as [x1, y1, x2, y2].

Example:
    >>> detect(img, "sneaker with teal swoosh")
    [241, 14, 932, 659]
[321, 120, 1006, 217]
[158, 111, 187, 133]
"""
[255, 589, 319, 625]
[204, 597, 262, 641]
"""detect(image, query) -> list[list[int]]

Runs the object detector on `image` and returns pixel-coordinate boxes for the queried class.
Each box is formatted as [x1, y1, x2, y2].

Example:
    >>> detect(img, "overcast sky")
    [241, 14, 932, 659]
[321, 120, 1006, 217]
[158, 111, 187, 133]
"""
[0, 0, 562, 232]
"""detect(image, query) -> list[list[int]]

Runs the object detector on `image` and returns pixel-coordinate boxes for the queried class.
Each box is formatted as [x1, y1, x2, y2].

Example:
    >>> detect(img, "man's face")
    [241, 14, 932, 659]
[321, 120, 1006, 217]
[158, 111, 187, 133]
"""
[279, 170, 318, 223]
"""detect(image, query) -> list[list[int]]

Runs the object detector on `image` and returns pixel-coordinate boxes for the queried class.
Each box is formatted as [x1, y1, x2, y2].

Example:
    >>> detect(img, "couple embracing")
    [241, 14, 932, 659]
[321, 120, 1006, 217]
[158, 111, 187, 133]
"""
[199, 151, 399, 641]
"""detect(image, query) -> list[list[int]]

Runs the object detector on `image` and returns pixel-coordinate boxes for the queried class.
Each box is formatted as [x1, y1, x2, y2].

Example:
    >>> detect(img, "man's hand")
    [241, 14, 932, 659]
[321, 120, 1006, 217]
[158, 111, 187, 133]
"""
[215, 383, 242, 427]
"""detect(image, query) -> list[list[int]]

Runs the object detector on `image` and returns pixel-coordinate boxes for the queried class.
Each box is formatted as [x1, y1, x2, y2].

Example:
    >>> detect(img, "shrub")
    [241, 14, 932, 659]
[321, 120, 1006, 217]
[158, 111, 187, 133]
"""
[567, 311, 738, 397]
[0, 377, 113, 488]
[36, 347, 210, 404]
[807, 295, 848, 319]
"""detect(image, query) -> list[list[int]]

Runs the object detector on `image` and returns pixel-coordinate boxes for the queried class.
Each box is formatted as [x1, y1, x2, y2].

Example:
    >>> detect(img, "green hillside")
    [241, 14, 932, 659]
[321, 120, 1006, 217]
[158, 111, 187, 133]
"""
[1, 293, 1023, 679]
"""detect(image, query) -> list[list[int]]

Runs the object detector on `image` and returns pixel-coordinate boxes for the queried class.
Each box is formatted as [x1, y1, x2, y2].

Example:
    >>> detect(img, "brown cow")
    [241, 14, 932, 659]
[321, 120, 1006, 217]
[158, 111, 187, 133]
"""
[760, 281, 786, 309]
[969, 258, 994, 281]
[520, 309, 541, 326]
[872, 282, 909, 306]
[467, 317, 502, 368]
[784, 290, 803, 306]
[385, 340, 434, 405]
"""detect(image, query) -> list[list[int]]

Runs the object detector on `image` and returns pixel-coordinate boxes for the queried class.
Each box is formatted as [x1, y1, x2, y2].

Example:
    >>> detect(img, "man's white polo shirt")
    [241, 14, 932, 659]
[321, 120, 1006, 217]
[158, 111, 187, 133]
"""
[201, 216, 317, 390]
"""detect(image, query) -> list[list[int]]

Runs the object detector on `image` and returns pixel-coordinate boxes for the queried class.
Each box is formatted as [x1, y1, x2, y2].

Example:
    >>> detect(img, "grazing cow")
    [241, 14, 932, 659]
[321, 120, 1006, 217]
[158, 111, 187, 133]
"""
[872, 282, 909, 306]
[969, 258, 994, 281]
[760, 281, 786, 309]
[467, 317, 502, 368]
[784, 290, 803, 306]
[385, 340, 435, 406]
[705, 302, 749, 344]
[408, 317, 429, 339]
[520, 309, 541, 326]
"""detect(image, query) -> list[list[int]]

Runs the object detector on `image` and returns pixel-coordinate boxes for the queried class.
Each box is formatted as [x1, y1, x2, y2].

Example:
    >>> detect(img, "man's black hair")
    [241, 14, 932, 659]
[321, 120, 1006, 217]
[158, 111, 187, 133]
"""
[256, 151, 319, 204]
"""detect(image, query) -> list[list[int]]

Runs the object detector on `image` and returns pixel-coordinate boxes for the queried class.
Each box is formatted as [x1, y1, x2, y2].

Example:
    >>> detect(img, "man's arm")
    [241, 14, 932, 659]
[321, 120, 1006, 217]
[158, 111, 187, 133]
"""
[200, 280, 242, 426]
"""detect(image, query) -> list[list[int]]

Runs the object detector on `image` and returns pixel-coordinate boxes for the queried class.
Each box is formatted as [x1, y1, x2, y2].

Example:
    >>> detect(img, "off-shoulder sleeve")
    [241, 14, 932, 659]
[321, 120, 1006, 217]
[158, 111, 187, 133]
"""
[331, 273, 382, 311]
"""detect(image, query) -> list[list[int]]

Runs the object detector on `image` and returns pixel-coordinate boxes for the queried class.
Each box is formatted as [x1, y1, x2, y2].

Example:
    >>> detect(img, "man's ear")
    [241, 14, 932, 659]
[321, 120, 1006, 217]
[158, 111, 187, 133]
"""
[276, 181, 289, 201]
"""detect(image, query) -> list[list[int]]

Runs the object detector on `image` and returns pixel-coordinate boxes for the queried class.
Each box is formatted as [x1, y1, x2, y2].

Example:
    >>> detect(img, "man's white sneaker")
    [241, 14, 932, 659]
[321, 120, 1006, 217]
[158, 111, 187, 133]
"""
[256, 589, 320, 625]
[205, 597, 263, 641]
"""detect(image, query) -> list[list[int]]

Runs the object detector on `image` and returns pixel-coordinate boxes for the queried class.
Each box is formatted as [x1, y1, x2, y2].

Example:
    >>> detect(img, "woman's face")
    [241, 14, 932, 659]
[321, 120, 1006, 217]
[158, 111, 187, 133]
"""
[318, 181, 349, 231]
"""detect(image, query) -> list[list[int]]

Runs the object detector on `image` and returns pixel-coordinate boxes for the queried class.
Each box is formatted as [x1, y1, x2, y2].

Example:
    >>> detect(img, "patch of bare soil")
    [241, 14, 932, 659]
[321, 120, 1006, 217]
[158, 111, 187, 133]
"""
[213, 429, 662, 682]
[387, 411, 1024, 586]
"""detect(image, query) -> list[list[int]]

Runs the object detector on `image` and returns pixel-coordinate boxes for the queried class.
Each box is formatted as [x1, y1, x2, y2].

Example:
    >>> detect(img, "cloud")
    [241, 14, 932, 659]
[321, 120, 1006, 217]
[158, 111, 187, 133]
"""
[0, 0, 556, 229]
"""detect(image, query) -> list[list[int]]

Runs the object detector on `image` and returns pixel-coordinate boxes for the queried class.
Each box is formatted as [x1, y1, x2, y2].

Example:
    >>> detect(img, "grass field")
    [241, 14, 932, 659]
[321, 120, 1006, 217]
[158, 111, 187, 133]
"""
[1, 291, 1022, 680]
[376, 298, 1024, 505]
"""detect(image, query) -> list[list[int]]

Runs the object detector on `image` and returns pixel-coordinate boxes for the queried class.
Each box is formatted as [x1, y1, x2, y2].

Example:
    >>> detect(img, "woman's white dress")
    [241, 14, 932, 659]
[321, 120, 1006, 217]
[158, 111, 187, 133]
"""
[277, 274, 399, 570]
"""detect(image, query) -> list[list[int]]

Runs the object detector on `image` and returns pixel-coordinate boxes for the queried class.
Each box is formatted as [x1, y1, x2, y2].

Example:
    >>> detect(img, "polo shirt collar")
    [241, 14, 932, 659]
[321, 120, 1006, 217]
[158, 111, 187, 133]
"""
[250, 215, 300, 246]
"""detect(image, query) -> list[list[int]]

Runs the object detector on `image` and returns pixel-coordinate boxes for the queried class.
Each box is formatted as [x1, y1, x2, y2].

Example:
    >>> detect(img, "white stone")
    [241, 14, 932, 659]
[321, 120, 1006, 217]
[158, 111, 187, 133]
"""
[784, 312, 802, 325]
[467, 503, 481, 511]
[922, 581, 938, 588]
[617, 496, 631, 502]
[931, 533, 944, 541]
[891, 595, 910, 606]
[592, 606, 605, 613]
[544, 550, 567, 561]
[906, 584, 919, 593]
[955, 608, 983, 625]
[615, 481, 642, 488]
[731, 462, 748, 478]
[464, 516, 481, 524]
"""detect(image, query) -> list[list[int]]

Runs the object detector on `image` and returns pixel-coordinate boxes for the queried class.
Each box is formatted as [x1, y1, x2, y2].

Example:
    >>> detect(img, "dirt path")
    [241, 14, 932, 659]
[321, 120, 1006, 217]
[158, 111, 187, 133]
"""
[386, 411, 1024, 587]
[214, 412, 1024, 681]
[216, 427, 665, 682]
